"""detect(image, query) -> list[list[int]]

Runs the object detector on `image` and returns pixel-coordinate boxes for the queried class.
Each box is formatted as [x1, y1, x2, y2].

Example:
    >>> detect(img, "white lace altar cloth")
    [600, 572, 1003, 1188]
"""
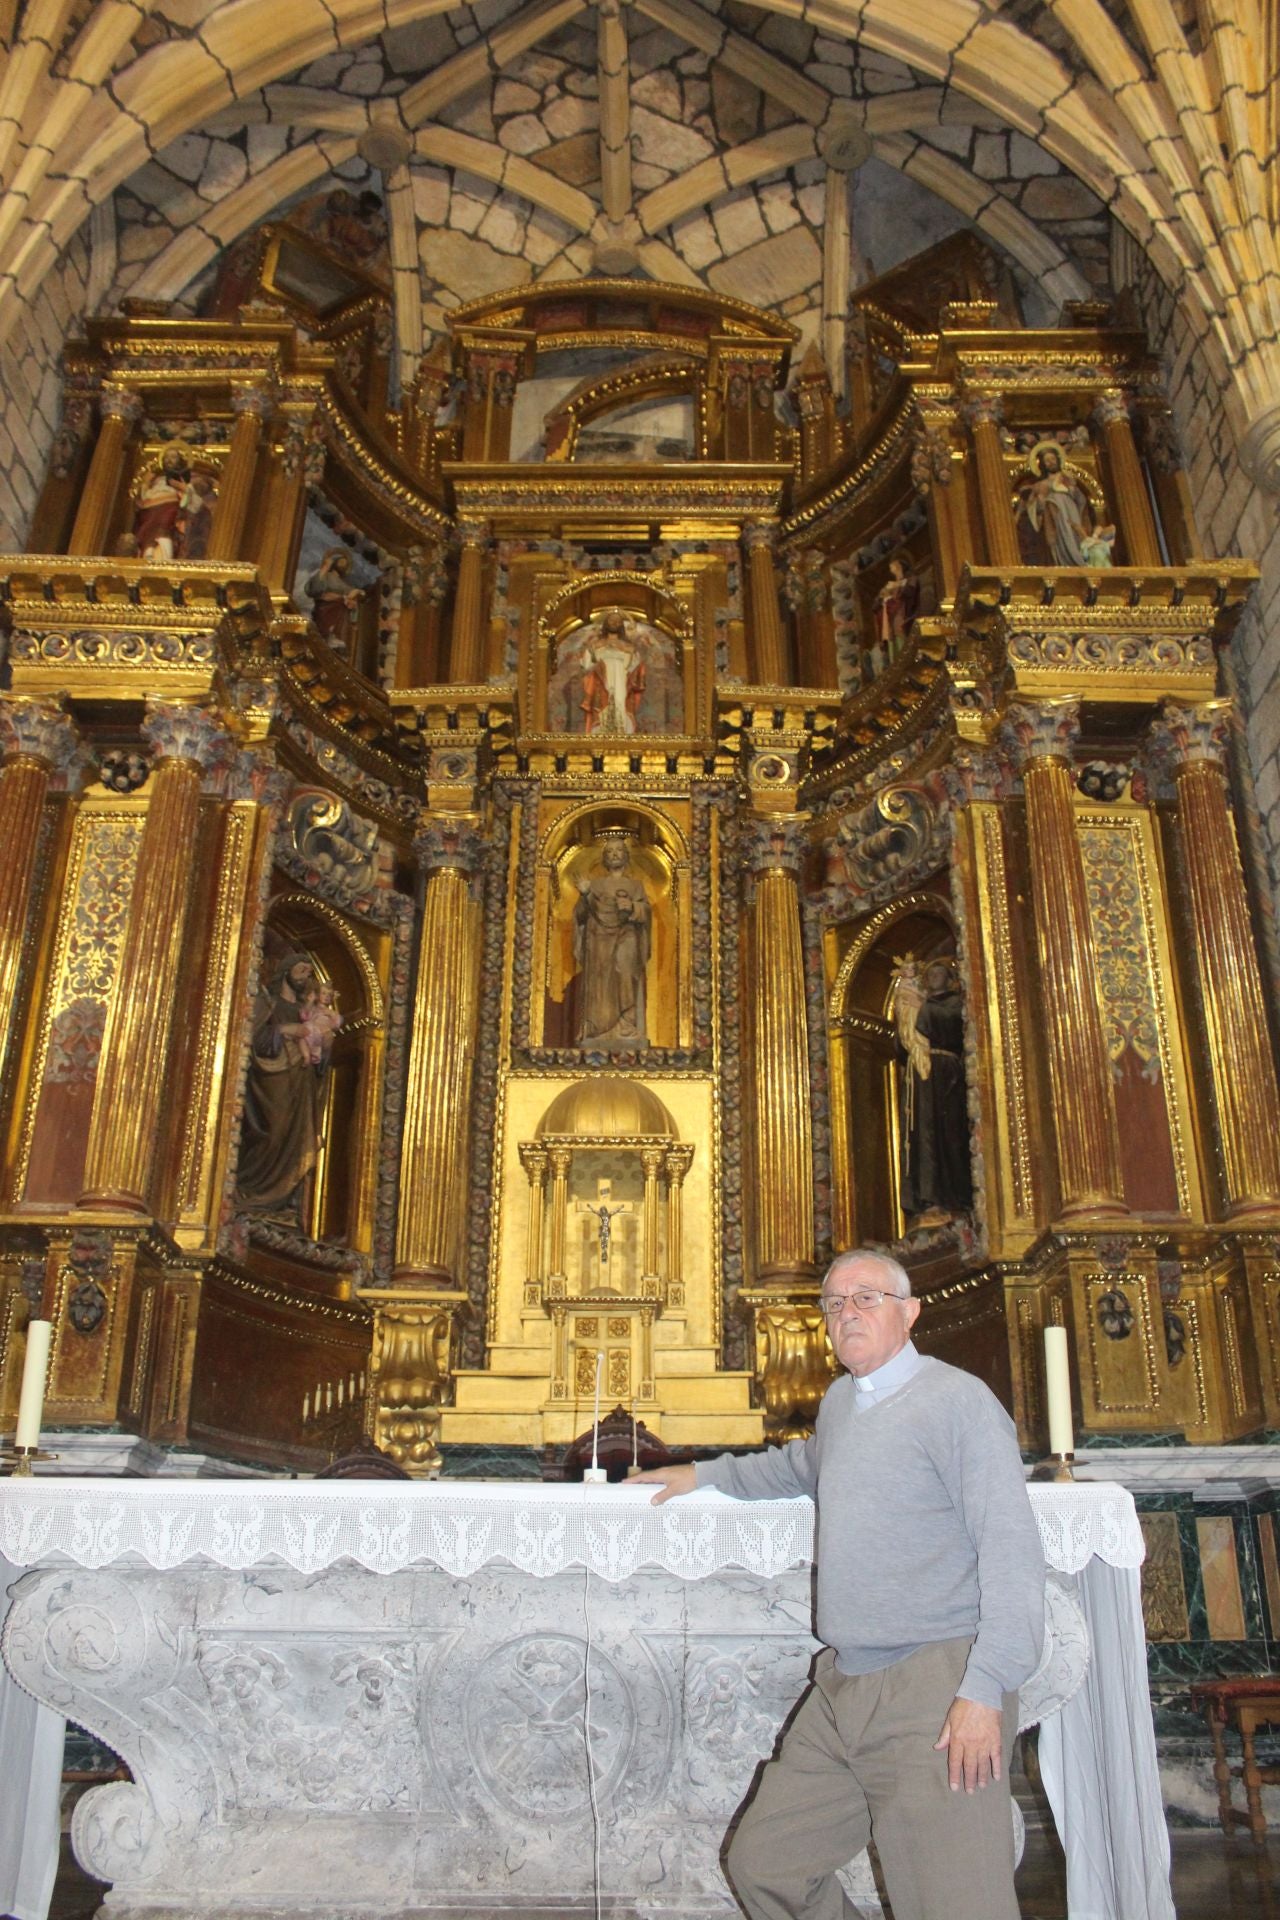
[0, 1476, 1143, 1580]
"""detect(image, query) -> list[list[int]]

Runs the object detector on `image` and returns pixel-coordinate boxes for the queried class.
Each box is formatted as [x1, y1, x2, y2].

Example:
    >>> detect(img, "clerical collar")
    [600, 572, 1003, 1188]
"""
[851, 1340, 923, 1397]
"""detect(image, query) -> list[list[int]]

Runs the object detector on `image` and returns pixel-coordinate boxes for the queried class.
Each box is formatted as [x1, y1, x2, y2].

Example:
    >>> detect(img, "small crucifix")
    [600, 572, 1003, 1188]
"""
[573, 1178, 637, 1291]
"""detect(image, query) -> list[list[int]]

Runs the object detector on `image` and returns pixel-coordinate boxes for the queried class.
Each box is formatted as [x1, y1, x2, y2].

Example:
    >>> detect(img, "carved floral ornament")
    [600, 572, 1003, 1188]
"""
[141, 699, 235, 774]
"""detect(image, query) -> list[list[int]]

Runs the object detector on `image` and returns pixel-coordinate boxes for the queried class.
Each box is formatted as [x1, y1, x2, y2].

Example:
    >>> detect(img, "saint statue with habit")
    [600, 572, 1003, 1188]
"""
[574, 840, 651, 1050]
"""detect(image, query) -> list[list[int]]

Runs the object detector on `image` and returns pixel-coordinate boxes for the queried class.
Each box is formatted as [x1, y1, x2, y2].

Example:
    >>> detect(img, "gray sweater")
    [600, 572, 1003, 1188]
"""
[696, 1354, 1045, 1709]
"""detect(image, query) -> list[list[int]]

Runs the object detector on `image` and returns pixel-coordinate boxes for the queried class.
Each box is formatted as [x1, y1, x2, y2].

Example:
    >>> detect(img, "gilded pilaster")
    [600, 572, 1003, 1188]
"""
[640, 1144, 664, 1292]
[394, 820, 484, 1283]
[1004, 700, 1127, 1219]
[546, 1146, 572, 1295]
[448, 522, 489, 683]
[743, 521, 788, 685]
[963, 396, 1020, 568]
[255, 405, 318, 591]
[665, 1143, 693, 1308]
[68, 389, 140, 555]
[80, 704, 231, 1214]
[1155, 700, 1280, 1214]
[745, 819, 815, 1282]
[1092, 390, 1161, 567]
[519, 1143, 549, 1304]
[0, 698, 79, 1090]
[207, 386, 271, 562]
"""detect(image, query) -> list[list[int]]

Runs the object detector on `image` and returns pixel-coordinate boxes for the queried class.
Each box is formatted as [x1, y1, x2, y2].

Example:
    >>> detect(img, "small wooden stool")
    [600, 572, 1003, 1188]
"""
[1189, 1677, 1280, 1844]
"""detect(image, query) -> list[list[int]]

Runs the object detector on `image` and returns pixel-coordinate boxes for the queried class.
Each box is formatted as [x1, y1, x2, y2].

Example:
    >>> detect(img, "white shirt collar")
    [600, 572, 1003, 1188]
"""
[851, 1340, 924, 1397]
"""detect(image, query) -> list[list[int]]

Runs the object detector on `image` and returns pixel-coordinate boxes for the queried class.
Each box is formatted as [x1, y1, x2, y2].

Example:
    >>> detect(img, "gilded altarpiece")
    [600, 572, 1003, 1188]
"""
[6, 267, 1280, 1482]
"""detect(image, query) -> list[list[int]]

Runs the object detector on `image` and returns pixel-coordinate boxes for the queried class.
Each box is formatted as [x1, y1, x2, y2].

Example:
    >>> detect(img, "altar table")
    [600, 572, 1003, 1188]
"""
[0, 1478, 1169, 1920]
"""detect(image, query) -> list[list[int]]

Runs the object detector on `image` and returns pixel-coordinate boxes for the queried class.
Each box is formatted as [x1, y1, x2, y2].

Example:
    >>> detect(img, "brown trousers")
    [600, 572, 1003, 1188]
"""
[726, 1639, 1021, 1920]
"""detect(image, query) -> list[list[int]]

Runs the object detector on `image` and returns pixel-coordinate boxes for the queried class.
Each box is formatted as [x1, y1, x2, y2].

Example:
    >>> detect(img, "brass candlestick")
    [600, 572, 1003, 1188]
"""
[0, 1440, 59, 1477]
[1031, 1451, 1075, 1484]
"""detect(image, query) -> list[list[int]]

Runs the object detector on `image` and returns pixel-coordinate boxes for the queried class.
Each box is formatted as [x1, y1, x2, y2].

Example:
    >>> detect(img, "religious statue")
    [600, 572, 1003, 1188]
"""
[1015, 441, 1105, 567]
[305, 548, 365, 651]
[889, 954, 973, 1226]
[580, 610, 645, 734]
[235, 949, 341, 1219]
[873, 559, 919, 658]
[574, 840, 651, 1050]
[132, 444, 216, 561]
[548, 610, 683, 734]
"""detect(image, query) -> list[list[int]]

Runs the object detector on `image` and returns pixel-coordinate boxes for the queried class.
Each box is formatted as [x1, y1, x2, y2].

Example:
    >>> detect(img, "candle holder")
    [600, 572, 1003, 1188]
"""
[1031, 1451, 1075, 1483]
[0, 1440, 59, 1477]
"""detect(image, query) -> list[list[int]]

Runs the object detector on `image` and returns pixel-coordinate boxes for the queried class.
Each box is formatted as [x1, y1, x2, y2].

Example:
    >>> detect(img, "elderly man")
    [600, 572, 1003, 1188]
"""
[635, 1249, 1044, 1920]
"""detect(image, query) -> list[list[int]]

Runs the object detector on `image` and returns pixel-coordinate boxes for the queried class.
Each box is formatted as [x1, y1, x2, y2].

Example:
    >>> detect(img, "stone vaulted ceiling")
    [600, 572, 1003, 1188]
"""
[1, 0, 1279, 464]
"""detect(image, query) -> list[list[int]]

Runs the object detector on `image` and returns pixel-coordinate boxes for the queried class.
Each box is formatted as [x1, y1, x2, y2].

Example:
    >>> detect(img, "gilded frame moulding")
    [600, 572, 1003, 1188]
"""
[1075, 806, 1200, 1221]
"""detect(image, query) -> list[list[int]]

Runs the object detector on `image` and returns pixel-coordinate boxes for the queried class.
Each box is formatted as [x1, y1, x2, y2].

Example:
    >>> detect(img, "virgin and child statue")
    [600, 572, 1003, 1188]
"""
[235, 950, 342, 1219]
[574, 841, 651, 1051]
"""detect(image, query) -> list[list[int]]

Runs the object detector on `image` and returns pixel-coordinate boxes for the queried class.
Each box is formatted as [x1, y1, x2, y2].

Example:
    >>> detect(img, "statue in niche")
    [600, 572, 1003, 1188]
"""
[305, 548, 365, 652]
[574, 840, 652, 1050]
[1015, 441, 1106, 568]
[235, 949, 341, 1218]
[889, 954, 972, 1227]
[873, 559, 919, 658]
[548, 611, 683, 735]
[132, 444, 216, 561]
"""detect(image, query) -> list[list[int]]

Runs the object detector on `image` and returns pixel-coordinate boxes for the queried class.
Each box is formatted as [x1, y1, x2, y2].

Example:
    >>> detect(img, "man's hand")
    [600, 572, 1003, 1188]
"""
[933, 1697, 1003, 1794]
[629, 1463, 697, 1504]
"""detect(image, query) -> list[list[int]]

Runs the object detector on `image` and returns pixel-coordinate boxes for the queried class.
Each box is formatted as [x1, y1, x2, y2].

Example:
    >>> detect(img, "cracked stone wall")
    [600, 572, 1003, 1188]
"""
[1117, 239, 1280, 930]
[0, 232, 90, 551]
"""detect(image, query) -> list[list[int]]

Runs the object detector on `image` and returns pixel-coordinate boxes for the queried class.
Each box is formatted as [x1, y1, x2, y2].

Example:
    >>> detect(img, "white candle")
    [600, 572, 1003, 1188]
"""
[1043, 1325, 1074, 1457]
[583, 1351, 608, 1483]
[14, 1319, 53, 1449]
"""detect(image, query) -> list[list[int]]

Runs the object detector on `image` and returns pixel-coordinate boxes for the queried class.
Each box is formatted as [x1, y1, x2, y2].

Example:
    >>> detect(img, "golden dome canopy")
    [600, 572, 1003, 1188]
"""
[537, 1077, 677, 1140]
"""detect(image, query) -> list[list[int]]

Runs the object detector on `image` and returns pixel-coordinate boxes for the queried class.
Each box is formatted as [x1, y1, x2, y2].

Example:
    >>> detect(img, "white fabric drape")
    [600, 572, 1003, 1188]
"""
[1036, 1562, 1175, 1920]
[0, 1560, 64, 1920]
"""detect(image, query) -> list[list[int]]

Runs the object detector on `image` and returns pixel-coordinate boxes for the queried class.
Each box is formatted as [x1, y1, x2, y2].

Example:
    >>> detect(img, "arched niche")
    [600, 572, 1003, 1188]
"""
[531, 802, 691, 1053]
[532, 574, 693, 738]
[234, 891, 386, 1254]
[827, 890, 968, 1251]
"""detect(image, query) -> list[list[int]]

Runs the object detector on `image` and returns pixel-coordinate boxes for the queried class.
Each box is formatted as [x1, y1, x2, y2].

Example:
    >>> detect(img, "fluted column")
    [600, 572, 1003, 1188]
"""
[68, 389, 140, 554]
[448, 522, 489, 683]
[665, 1143, 693, 1308]
[745, 819, 815, 1281]
[1092, 390, 1161, 566]
[0, 698, 80, 1085]
[1004, 699, 1127, 1219]
[207, 386, 272, 561]
[519, 1144, 550, 1299]
[395, 821, 485, 1283]
[1155, 700, 1280, 1213]
[640, 1145, 664, 1292]
[743, 521, 789, 685]
[547, 1146, 572, 1293]
[81, 704, 231, 1212]
[964, 396, 1020, 567]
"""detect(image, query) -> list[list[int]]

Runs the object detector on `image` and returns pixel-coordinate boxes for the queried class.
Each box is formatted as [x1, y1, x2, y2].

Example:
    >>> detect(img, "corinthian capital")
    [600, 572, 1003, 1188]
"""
[740, 815, 808, 875]
[0, 695, 80, 772]
[414, 815, 484, 874]
[1150, 698, 1233, 770]
[1000, 698, 1081, 768]
[141, 700, 234, 775]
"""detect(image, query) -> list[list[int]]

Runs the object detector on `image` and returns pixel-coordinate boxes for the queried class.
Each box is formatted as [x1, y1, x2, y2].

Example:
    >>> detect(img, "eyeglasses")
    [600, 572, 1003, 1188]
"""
[818, 1289, 908, 1319]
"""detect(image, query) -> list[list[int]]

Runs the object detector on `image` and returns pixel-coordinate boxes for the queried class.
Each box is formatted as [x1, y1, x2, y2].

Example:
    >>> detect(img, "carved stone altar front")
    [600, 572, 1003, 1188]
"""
[0, 1479, 1147, 1920]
